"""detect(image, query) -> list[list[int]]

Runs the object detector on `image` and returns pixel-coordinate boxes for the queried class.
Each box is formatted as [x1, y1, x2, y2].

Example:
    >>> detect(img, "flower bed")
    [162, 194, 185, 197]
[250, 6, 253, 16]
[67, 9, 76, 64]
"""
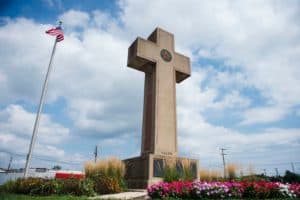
[147, 181, 300, 199]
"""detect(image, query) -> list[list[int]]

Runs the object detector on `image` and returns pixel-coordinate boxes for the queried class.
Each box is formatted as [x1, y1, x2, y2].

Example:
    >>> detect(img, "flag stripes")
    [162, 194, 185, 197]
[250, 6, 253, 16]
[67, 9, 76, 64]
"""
[46, 26, 64, 42]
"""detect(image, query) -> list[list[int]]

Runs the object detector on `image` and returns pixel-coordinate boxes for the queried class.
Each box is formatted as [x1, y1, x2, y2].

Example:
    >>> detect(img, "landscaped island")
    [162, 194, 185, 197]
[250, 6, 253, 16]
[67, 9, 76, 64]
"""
[1, 158, 300, 199]
[148, 181, 300, 199]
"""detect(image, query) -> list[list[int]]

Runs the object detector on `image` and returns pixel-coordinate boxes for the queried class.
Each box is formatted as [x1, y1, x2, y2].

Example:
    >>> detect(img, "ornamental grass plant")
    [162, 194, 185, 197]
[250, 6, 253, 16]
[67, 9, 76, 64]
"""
[180, 158, 194, 181]
[199, 169, 222, 181]
[226, 163, 238, 180]
[163, 158, 196, 182]
[84, 157, 126, 194]
[163, 158, 180, 183]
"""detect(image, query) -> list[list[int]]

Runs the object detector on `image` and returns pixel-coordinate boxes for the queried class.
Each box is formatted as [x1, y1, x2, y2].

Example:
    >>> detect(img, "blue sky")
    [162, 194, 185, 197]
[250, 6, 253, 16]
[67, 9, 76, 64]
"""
[0, 0, 299, 176]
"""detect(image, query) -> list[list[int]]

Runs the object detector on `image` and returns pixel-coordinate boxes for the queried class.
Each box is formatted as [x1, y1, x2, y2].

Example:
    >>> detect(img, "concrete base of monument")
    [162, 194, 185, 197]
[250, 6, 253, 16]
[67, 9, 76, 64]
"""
[123, 154, 199, 189]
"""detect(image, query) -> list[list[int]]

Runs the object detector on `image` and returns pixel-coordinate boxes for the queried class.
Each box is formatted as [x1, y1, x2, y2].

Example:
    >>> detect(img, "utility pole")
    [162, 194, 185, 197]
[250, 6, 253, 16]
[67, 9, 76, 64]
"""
[291, 162, 295, 173]
[275, 168, 279, 177]
[94, 145, 98, 163]
[7, 156, 13, 171]
[220, 148, 227, 178]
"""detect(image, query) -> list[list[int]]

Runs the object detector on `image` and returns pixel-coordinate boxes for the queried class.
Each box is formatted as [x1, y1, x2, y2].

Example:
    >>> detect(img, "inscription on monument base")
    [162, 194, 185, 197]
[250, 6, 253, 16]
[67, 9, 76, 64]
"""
[153, 159, 164, 177]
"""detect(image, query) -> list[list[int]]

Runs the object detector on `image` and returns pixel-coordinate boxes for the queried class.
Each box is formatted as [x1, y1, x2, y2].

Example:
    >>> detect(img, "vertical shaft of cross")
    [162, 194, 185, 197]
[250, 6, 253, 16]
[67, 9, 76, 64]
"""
[154, 60, 177, 156]
[127, 28, 190, 157]
[141, 65, 156, 154]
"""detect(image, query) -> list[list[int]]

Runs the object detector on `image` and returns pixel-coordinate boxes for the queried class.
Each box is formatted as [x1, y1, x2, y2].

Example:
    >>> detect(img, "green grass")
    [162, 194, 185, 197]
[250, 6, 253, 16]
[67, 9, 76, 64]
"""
[0, 194, 92, 200]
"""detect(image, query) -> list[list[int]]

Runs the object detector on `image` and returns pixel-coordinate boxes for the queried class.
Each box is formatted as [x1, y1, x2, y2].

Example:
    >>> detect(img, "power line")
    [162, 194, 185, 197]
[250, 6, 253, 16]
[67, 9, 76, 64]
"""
[0, 150, 82, 166]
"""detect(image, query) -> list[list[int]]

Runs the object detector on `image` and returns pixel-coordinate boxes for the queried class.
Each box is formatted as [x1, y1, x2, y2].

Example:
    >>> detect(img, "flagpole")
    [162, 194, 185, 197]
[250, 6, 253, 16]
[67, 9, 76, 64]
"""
[24, 36, 58, 178]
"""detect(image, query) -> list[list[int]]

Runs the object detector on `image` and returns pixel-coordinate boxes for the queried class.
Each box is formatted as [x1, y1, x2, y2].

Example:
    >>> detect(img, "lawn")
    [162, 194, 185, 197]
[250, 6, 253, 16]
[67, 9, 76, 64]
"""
[0, 194, 94, 200]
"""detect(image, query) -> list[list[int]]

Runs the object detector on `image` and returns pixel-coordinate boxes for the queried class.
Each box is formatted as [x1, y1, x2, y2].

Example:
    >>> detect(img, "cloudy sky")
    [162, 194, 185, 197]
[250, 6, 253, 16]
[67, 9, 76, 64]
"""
[0, 0, 299, 176]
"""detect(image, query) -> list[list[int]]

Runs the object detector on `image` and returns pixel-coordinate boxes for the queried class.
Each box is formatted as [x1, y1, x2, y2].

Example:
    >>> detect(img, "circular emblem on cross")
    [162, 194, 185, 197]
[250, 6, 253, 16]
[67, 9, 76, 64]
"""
[160, 49, 172, 62]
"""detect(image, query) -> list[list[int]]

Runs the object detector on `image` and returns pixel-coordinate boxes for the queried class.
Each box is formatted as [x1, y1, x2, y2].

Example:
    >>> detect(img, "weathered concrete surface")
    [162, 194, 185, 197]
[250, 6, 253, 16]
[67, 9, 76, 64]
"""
[125, 27, 198, 188]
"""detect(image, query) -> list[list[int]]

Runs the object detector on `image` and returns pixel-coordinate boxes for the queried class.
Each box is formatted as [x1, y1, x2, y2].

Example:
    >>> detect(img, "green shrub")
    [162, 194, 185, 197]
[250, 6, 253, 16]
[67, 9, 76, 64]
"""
[93, 175, 121, 194]
[0, 180, 17, 193]
[30, 179, 62, 196]
[78, 178, 95, 196]
[283, 170, 300, 183]
[163, 165, 181, 183]
[163, 158, 195, 182]
[85, 157, 126, 194]
[1, 178, 95, 196]
[59, 178, 95, 196]
[163, 158, 180, 183]
[14, 178, 44, 194]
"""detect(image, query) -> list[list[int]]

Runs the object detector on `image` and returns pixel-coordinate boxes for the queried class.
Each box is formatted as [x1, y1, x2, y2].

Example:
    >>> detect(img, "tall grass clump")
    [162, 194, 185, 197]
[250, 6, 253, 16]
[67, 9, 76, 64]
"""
[163, 158, 180, 183]
[247, 163, 255, 176]
[226, 163, 238, 180]
[85, 157, 126, 194]
[163, 158, 196, 182]
[180, 158, 194, 181]
[199, 168, 222, 181]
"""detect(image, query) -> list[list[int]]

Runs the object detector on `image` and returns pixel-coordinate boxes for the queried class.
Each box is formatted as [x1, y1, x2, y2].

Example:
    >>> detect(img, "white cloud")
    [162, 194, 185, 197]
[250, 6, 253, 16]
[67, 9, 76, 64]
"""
[177, 106, 300, 167]
[177, 70, 218, 112]
[0, 18, 55, 104]
[210, 90, 251, 110]
[43, 0, 63, 9]
[0, 104, 75, 168]
[59, 10, 90, 29]
[240, 106, 289, 125]
[0, 104, 69, 144]
[296, 109, 300, 116]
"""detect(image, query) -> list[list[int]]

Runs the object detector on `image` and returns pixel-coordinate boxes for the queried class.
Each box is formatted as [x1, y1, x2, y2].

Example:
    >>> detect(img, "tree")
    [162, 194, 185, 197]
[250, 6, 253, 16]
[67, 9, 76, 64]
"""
[52, 165, 62, 170]
[283, 170, 300, 183]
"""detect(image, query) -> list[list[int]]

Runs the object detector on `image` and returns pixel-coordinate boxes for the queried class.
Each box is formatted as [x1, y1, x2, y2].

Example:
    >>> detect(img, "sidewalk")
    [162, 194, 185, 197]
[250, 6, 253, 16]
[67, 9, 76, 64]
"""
[89, 191, 148, 200]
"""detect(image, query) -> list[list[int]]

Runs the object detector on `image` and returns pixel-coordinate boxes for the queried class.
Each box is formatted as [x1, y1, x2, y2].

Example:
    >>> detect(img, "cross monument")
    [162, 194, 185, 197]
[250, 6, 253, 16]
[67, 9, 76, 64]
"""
[124, 28, 198, 188]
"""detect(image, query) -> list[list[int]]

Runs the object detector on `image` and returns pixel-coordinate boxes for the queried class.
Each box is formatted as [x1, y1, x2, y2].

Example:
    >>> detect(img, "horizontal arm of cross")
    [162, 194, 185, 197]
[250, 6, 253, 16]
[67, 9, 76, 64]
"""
[127, 37, 158, 72]
[174, 52, 191, 83]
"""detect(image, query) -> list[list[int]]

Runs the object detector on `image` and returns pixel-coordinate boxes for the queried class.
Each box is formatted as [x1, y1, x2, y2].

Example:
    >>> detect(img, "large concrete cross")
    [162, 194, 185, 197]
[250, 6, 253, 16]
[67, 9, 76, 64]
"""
[127, 28, 191, 157]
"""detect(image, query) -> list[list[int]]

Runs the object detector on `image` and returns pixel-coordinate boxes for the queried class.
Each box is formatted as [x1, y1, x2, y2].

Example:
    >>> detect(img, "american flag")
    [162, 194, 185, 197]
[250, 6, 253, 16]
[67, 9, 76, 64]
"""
[46, 25, 64, 42]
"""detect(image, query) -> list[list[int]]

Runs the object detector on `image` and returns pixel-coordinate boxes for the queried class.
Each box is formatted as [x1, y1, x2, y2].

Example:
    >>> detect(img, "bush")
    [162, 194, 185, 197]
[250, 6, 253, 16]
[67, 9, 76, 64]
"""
[1, 178, 95, 196]
[241, 181, 287, 199]
[0, 180, 17, 193]
[283, 170, 300, 183]
[93, 175, 121, 194]
[31, 179, 62, 196]
[14, 178, 45, 194]
[59, 178, 95, 196]
[85, 157, 126, 194]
